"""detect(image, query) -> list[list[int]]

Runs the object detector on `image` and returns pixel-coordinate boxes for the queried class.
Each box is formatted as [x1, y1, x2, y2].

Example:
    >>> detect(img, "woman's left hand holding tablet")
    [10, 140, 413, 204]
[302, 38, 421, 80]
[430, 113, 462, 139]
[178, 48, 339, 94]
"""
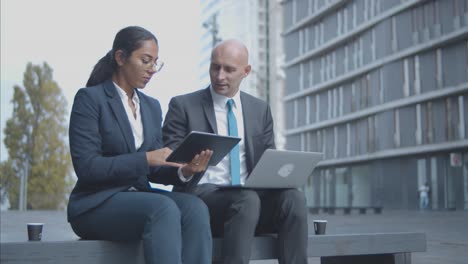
[146, 147, 182, 167]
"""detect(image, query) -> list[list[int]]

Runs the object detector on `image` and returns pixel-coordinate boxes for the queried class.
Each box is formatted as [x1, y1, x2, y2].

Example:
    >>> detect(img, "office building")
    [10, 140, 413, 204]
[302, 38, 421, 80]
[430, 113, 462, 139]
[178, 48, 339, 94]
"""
[282, 0, 468, 210]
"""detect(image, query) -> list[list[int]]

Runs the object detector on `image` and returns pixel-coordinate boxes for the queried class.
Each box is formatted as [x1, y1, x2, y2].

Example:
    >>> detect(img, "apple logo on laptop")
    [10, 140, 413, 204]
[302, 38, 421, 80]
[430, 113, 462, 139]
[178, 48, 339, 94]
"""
[278, 164, 294, 178]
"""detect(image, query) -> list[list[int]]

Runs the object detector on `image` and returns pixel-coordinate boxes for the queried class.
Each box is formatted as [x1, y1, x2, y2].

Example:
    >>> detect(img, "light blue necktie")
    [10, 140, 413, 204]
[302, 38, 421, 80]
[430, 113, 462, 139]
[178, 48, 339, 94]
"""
[227, 99, 240, 185]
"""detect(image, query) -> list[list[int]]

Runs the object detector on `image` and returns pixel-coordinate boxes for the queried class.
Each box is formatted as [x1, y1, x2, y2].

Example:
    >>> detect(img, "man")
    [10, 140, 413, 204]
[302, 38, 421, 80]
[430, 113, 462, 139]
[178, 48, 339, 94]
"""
[418, 181, 430, 210]
[163, 39, 308, 264]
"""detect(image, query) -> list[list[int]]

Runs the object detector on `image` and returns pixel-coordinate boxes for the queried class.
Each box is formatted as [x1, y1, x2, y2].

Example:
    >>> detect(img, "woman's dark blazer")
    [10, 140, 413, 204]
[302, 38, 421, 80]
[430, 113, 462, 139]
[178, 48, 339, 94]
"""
[67, 80, 182, 221]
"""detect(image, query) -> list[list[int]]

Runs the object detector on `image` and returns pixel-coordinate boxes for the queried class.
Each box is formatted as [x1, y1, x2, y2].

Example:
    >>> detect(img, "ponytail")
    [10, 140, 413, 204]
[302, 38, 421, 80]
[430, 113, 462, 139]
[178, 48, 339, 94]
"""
[86, 26, 157, 87]
[86, 51, 115, 87]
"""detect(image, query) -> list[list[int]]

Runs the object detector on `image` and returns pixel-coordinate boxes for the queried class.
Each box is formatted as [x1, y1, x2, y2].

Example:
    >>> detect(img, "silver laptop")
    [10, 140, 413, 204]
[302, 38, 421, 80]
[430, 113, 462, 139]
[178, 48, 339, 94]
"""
[233, 149, 323, 189]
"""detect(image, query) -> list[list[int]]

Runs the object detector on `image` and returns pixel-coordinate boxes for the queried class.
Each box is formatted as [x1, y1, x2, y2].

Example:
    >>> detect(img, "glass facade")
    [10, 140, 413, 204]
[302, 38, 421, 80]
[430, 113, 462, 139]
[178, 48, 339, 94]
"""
[283, 0, 468, 210]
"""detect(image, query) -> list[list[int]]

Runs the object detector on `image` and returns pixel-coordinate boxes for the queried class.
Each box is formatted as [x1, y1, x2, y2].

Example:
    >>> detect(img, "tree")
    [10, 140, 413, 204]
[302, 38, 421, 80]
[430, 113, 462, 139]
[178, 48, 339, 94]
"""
[0, 160, 18, 208]
[2, 62, 72, 210]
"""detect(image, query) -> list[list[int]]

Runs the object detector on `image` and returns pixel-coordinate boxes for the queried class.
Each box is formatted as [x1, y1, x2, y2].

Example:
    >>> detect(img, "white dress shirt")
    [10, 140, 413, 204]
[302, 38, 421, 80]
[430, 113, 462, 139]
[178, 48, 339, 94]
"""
[115, 83, 187, 187]
[198, 86, 248, 185]
[114, 82, 143, 150]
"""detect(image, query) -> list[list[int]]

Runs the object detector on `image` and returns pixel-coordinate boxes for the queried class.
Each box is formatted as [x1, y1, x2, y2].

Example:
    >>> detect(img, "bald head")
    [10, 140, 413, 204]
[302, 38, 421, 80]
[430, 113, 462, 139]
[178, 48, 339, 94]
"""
[211, 39, 249, 65]
[209, 39, 251, 98]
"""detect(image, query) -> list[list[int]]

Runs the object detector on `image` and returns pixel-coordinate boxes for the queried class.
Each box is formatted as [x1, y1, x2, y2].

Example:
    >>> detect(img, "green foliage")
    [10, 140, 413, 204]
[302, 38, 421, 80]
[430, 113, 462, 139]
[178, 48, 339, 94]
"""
[2, 62, 73, 210]
[0, 160, 19, 208]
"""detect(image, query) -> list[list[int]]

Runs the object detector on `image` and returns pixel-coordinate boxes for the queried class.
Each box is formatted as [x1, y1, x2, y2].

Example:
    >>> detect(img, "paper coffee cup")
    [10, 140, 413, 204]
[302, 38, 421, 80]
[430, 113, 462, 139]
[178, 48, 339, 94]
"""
[313, 220, 327, 235]
[27, 223, 43, 241]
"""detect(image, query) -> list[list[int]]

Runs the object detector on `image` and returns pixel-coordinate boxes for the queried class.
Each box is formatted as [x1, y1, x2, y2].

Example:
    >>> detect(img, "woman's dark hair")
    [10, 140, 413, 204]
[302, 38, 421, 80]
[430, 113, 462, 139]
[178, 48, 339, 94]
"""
[86, 26, 158, 87]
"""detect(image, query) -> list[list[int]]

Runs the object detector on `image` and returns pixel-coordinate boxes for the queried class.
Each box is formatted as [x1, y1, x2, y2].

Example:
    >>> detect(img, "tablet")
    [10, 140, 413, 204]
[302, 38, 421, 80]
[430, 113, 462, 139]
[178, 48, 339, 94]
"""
[166, 131, 241, 166]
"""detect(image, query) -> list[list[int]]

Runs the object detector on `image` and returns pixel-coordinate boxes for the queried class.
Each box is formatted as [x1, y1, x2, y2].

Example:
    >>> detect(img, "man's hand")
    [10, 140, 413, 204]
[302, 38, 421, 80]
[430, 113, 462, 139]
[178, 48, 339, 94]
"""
[180, 150, 213, 178]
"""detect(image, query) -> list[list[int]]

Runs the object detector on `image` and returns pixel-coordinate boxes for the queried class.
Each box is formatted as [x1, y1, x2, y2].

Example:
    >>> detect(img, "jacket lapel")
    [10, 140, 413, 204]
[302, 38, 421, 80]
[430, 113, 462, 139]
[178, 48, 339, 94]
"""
[104, 80, 136, 152]
[202, 87, 218, 134]
[138, 92, 154, 151]
[240, 92, 255, 172]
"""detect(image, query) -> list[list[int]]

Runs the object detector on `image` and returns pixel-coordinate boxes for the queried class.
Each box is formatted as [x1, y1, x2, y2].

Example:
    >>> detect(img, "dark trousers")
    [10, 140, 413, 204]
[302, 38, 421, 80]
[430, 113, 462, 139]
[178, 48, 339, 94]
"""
[193, 185, 308, 264]
[70, 191, 212, 264]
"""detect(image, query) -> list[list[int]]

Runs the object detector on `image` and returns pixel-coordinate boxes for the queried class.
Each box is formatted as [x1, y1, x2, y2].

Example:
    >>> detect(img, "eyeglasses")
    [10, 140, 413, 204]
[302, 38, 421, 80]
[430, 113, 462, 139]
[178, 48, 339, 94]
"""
[142, 58, 164, 73]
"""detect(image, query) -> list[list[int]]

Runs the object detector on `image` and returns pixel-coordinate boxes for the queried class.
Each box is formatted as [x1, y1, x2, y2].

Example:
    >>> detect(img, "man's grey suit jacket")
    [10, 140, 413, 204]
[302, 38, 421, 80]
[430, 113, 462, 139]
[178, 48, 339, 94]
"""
[162, 87, 276, 190]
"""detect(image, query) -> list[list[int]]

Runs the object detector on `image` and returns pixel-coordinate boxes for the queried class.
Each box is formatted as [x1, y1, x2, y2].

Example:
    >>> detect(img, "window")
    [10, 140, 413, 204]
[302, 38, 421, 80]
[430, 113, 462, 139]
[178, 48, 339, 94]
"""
[414, 55, 421, 95]
[426, 102, 434, 144]
[357, 118, 368, 155]
[403, 59, 410, 97]
[416, 104, 422, 144]
[299, 30, 304, 55]
[320, 92, 328, 121]
[293, 100, 298, 128]
[315, 24, 320, 48]
[286, 101, 295, 129]
[320, 22, 325, 45]
[368, 116, 376, 153]
[353, 40, 359, 69]
[344, 45, 349, 73]
[334, 126, 338, 158]
[352, 1, 357, 29]
[433, 99, 447, 143]
[459, 95, 466, 139]
[333, 88, 338, 118]
[364, 0, 369, 21]
[337, 10, 342, 35]
[436, 48, 443, 89]
[316, 95, 320, 122]
[360, 76, 369, 109]
[343, 4, 349, 33]
[309, 95, 316, 124]
[301, 133, 306, 152]
[379, 68, 384, 104]
[308, 60, 314, 87]
[337, 124, 347, 158]
[446, 97, 460, 141]
[394, 109, 400, 147]
[346, 123, 351, 156]
[292, 0, 297, 24]
[320, 56, 326, 83]
[416, 51, 435, 94]
[399, 106, 417, 147]
[299, 63, 304, 90]
[351, 165, 371, 207]
[339, 86, 344, 116]
[317, 130, 323, 153]
[297, 97, 307, 127]
[351, 83, 356, 112]
[391, 17, 397, 52]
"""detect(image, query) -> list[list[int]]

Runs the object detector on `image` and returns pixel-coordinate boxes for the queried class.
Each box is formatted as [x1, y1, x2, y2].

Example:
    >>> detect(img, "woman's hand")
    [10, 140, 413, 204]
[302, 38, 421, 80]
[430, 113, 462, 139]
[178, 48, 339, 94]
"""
[146, 147, 182, 167]
[180, 150, 213, 178]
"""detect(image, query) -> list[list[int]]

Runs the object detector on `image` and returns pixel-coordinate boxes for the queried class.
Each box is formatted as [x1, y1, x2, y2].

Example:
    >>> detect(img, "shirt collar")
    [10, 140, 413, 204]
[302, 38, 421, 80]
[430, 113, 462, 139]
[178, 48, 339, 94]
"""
[209, 85, 241, 110]
[113, 82, 140, 104]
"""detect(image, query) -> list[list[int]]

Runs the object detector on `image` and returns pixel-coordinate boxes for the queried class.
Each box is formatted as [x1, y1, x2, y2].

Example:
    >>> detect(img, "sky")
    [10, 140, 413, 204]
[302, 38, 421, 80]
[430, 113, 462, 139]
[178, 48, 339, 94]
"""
[1, 0, 206, 162]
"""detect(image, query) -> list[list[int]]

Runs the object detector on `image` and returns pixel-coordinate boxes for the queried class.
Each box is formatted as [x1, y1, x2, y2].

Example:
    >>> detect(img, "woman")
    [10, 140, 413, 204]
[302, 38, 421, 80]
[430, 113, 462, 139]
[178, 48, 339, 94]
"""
[68, 26, 212, 264]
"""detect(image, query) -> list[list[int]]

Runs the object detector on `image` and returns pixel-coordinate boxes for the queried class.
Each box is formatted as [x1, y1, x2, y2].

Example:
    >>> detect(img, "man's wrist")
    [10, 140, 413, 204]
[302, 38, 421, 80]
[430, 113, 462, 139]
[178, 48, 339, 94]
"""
[178, 167, 193, 182]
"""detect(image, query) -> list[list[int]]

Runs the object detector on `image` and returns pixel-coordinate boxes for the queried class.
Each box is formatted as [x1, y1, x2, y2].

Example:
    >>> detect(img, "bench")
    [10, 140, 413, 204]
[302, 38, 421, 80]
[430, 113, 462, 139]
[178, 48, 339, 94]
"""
[1, 232, 425, 264]
[309, 206, 383, 215]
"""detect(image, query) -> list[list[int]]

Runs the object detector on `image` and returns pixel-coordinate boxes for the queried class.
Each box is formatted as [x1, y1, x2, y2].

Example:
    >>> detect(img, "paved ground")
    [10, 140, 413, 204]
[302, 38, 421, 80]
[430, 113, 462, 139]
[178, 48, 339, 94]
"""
[1, 209, 467, 263]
